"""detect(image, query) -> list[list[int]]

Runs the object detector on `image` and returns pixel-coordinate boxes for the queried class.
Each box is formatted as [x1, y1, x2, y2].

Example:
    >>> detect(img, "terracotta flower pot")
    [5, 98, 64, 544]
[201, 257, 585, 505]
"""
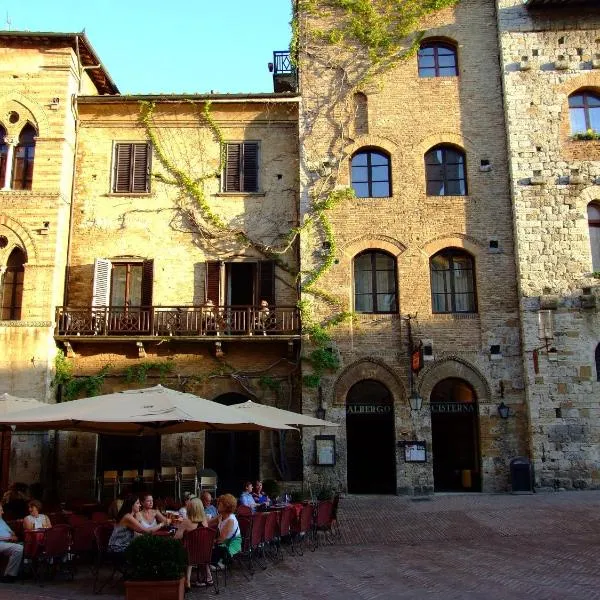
[125, 576, 185, 600]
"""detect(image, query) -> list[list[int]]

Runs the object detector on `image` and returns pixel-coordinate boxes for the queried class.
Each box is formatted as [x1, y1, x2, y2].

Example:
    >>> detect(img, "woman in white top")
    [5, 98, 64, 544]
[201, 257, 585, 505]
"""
[136, 493, 169, 529]
[23, 500, 52, 530]
[208, 494, 242, 568]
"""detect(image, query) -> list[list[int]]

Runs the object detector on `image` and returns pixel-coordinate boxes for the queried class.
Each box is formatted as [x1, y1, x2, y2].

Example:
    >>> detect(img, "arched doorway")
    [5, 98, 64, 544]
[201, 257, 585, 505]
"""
[204, 392, 259, 495]
[346, 379, 396, 494]
[430, 378, 480, 492]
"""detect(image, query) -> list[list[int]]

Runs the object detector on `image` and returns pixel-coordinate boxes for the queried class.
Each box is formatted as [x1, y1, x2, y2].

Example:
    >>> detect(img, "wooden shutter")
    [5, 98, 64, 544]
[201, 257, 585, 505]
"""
[92, 258, 112, 307]
[132, 143, 150, 192]
[225, 144, 241, 192]
[205, 261, 221, 304]
[257, 260, 275, 306]
[141, 260, 154, 307]
[113, 144, 132, 192]
[242, 142, 258, 192]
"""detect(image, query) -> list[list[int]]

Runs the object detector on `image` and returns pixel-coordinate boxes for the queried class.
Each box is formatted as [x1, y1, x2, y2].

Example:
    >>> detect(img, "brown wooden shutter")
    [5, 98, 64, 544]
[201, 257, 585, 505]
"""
[132, 143, 150, 192]
[141, 260, 154, 307]
[225, 144, 241, 192]
[205, 261, 221, 304]
[242, 142, 258, 192]
[257, 260, 275, 306]
[114, 144, 132, 192]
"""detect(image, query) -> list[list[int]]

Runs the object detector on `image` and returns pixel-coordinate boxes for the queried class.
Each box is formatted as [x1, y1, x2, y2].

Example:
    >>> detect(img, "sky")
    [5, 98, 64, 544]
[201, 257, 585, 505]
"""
[4, 0, 293, 94]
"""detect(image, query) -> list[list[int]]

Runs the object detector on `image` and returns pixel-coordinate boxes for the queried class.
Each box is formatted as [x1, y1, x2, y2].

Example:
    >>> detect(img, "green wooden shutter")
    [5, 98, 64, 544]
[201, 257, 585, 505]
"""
[242, 142, 258, 192]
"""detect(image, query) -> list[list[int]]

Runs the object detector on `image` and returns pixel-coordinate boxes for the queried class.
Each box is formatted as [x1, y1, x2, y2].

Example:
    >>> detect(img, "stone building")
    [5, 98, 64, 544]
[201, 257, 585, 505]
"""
[296, 0, 528, 495]
[496, 0, 600, 490]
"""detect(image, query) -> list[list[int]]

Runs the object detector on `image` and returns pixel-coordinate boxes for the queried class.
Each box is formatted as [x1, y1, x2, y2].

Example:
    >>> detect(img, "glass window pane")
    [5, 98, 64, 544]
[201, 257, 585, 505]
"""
[570, 108, 587, 133]
[438, 55, 456, 67]
[446, 180, 463, 195]
[439, 67, 458, 76]
[588, 204, 600, 220]
[587, 94, 600, 107]
[376, 293, 396, 312]
[352, 153, 368, 167]
[355, 294, 373, 313]
[129, 266, 143, 306]
[353, 182, 369, 198]
[437, 46, 454, 56]
[425, 150, 443, 166]
[431, 255, 449, 270]
[371, 166, 389, 181]
[419, 47, 435, 57]
[590, 224, 600, 271]
[419, 68, 436, 78]
[419, 55, 435, 68]
[568, 94, 584, 108]
[370, 153, 388, 166]
[371, 181, 389, 197]
[589, 106, 600, 131]
[352, 166, 369, 182]
[427, 180, 444, 196]
[426, 164, 444, 180]
[376, 270, 395, 294]
[111, 266, 127, 307]
[354, 253, 372, 270]
[375, 253, 393, 270]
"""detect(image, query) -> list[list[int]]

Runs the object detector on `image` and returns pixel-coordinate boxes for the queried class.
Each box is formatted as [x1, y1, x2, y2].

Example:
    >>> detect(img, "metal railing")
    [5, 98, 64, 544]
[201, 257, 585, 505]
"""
[273, 51, 294, 75]
[55, 305, 301, 337]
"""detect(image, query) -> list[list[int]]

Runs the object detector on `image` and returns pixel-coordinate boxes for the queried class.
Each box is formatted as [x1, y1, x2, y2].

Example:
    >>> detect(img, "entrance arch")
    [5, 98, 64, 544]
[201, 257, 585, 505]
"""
[346, 379, 396, 494]
[204, 392, 259, 495]
[430, 378, 480, 492]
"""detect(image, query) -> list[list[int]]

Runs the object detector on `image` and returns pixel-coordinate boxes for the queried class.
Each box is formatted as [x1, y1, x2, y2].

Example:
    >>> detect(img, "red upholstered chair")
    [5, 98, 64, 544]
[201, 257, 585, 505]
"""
[182, 526, 218, 592]
[293, 503, 314, 555]
[248, 512, 267, 572]
[236, 504, 252, 517]
[71, 520, 98, 566]
[40, 524, 74, 581]
[313, 500, 334, 549]
[278, 506, 295, 555]
[262, 510, 281, 562]
[91, 511, 110, 523]
[67, 513, 90, 527]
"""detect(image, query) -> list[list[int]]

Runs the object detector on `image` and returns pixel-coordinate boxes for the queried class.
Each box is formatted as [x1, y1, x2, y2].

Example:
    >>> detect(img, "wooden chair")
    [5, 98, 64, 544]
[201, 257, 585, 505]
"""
[199, 475, 217, 496]
[182, 526, 218, 592]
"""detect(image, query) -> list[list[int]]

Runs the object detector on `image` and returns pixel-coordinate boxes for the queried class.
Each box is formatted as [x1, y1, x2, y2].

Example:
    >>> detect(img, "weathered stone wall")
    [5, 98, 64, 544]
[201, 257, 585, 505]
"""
[496, 0, 600, 489]
[298, 0, 527, 494]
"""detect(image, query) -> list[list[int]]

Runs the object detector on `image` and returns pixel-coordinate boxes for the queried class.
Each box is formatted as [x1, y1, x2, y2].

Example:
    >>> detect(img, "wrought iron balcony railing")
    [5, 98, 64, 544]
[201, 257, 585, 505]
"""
[55, 305, 301, 338]
[269, 51, 297, 93]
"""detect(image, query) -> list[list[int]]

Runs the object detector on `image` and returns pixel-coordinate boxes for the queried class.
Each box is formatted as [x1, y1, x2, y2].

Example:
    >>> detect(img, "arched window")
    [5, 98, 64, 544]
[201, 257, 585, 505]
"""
[0, 126, 7, 185]
[351, 149, 391, 198]
[588, 202, 600, 272]
[1, 247, 25, 320]
[430, 249, 476, 313]
[596, 343, 600, 381]
[425, 145, 467, 196]
[418, 42, 458, 77]
[353, 251, 397, 314]
[12, 124, 36, 190]
[569, 91, 600, 134]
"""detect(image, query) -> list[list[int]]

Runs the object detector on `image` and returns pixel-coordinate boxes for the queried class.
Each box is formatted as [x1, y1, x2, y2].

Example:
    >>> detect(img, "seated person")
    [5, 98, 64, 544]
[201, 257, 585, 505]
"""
[209, 494, 242, 570]
[108, 495, 164, 555]
[1, 482, 29, 519]
[201, 491, 218, 519]
[178, 492, 196, 519]
[23, 499, 52, 530]
[252, 480, 270, 506]
[136, 493, 169, 529]
[174, 498, 209, 590]
[0, 502, 23, 583]
[239, 482, 257, 512]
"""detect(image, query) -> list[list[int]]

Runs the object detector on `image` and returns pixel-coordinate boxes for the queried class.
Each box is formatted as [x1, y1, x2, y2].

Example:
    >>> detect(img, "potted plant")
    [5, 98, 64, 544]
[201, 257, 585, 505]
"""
[124, 535, 187, 600]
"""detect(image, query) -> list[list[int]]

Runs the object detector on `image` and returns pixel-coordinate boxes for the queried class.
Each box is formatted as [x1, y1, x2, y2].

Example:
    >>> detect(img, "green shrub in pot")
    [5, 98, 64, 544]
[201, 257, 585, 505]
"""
[125, 535, 187, 581]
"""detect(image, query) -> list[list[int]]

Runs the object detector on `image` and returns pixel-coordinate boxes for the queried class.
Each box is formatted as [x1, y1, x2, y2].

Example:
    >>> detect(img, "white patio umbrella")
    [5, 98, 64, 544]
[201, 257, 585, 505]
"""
[230, 399, 339, 428]
[0, 393, 46, 414]
[0, 385, 295, 435]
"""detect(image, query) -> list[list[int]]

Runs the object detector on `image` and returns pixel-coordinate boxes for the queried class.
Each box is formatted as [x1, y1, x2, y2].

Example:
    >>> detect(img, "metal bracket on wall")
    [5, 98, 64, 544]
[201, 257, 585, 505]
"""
[136, 341, 146, 358]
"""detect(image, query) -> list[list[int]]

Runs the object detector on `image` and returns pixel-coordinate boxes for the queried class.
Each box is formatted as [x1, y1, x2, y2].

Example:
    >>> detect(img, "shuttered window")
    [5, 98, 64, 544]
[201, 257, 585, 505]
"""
[205, 261, 221, 305]
[113, 143, 151, 193]
[258, 261, 275, 306]
[224, 142, 259, 192]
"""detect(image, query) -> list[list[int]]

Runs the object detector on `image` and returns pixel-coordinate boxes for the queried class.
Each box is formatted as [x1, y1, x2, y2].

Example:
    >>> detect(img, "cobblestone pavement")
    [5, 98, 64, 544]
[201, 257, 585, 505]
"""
[2, 491, 599, 600]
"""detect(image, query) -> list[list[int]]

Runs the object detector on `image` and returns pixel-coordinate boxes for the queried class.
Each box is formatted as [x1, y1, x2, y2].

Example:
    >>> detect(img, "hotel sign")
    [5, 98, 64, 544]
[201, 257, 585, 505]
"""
[430, 403, 476, 414]
[346, 405, 393, 415]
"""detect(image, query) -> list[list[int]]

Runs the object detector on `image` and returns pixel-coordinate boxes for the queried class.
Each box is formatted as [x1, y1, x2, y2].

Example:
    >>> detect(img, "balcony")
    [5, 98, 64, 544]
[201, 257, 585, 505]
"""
[269, 51, 297, 93]
[55, 305, 301, 341]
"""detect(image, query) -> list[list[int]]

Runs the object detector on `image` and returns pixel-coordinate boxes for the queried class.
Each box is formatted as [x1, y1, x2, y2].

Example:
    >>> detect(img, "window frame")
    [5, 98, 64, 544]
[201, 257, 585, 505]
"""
[568, 91, 600, 134]
[424, 145, 468, 196]
[111, 142, 152, 194]
[418, 41, 459, 78]
[429, 248, 477, 314]
[350, 148, 392, 198]
[587, 201, 600, 272]
[353, 250, 398, 314]
[223, 141, 260, 193]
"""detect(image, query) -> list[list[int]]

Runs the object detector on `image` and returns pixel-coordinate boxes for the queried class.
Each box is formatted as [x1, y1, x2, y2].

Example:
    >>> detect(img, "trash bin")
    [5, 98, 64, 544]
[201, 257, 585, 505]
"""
[510, 456, 533, 493]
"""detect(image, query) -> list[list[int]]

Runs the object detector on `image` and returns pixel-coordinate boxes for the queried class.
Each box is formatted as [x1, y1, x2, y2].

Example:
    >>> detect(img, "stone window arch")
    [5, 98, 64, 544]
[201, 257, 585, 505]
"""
[588, 202, 600, 271]
[430, 248, 476, 313]
[1, 246, 26, 320]
[425, 144, 467, 196]
[569, 90, 600, 135]
[351, 148, 391, 198]
[353, 250, 397, 313]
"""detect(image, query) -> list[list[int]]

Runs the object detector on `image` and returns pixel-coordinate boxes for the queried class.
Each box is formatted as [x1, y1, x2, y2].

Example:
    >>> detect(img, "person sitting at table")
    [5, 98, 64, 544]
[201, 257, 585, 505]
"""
[0, 502, 23, 583]
[23, 499, 52, 530]
[178, 492, 196, 519]
[200, 491, 218, 519]
[136, 493, 169, 529]
[239, 481, 257, 512]
[2, 482, 29, 519]
[108, 495, 164, 556]
[174, 497, 209, 589]
[252, 480, 271, 506]
[208, 494, 242, 570]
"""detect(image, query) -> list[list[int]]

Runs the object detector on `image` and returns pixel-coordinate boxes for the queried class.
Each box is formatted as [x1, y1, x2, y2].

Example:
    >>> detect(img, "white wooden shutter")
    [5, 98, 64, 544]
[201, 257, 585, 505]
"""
[92, 258, 112, 307]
